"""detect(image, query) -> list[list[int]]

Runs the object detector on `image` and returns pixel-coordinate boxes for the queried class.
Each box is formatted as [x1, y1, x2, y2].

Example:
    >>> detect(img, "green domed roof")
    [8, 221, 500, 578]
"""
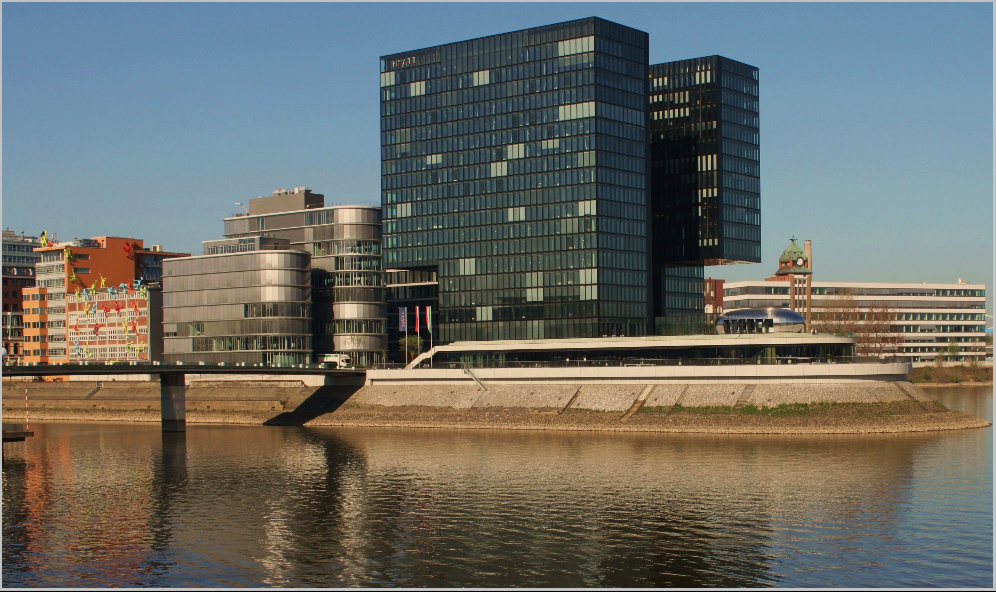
[778, 238, 806, 263]
[775, 237, 812, 275]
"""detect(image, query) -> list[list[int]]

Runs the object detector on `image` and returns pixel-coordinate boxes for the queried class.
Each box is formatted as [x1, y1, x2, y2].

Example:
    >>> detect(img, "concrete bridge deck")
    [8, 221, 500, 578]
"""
[3, 364, 364, 431]
[2, 363, 364, 378]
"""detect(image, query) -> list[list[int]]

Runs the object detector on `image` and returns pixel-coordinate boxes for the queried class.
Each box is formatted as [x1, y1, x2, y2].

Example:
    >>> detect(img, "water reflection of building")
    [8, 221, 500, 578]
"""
[4, 422, 968, 587]
[300, 428, 926, 587]
[5, 425, 163, 585]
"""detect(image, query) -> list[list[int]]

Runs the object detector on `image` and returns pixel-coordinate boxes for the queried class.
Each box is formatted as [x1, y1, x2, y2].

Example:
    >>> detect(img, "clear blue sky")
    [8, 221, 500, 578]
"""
[3, 3, 993, 314]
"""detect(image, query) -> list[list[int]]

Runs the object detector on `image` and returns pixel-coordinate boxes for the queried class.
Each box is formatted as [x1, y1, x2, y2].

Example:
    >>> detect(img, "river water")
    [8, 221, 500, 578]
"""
[2, 386, 992, 588]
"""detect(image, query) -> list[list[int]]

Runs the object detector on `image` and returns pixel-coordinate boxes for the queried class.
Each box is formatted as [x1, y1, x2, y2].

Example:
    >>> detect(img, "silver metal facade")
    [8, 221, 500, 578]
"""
[715, 307, 806, 334]
[162, 250, 313, 366]
[314, 207, 387, 367]
[222, 203, 387, 366]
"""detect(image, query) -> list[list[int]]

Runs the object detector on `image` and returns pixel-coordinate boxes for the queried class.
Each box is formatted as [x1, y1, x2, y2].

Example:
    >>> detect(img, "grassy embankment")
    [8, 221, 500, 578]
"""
[910, 364, 992, 384]
[639, 399, 946, 418]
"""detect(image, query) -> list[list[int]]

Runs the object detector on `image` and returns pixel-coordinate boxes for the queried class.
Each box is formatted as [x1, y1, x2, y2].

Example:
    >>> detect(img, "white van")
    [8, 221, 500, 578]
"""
[321, 353, 352, 368]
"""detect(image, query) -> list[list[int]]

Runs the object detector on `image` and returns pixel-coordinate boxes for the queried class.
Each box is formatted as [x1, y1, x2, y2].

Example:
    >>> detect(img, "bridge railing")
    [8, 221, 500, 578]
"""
[404, 355, 907, 371]
[1, 360, 367, 373]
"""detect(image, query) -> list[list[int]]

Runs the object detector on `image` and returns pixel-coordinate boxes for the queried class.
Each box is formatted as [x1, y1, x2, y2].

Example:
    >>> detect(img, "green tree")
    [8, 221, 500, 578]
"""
[934, 338, 959, 366]
[399, 335, 424, 363]
[945, 338, 960, 361]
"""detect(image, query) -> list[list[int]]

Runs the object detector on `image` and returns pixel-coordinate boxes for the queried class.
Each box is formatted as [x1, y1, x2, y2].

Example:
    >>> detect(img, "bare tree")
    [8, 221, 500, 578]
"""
[858, 301, 899, 359]
[812, 288, 858, 336]
[813, 291, 901, 358]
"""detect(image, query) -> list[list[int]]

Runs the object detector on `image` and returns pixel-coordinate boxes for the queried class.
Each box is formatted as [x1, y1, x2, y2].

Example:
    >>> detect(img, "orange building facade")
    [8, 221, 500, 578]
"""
[21, 237, 187, 364]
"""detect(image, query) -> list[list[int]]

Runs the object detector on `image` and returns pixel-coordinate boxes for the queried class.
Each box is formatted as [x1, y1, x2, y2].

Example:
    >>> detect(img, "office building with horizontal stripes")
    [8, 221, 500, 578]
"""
[722, 279, 987, 363]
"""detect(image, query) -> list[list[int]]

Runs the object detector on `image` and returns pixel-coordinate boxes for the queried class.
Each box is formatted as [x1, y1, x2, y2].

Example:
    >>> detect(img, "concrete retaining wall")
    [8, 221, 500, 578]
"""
[682, 384, 746, 407]
[3, 365, 930, 417]
[643, 384, 687, 408]
[2, 380, 318, 413]
[344, 381, 933, 412]
[747, 382, 908, 407]
[367, 361, 911, 385]
[572, 384, 644, 411]
[350, 384, 481, 409]
[480, 385, 578, 409]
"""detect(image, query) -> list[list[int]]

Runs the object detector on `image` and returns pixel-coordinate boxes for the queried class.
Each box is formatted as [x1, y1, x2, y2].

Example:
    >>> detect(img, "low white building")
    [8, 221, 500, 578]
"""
[722, 280, 987, 363]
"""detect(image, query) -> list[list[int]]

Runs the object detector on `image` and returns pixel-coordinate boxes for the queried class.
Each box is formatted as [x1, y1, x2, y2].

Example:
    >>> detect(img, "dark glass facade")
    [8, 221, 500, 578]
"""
[386, 267, 438, 362]
[649, 56, 761, 330]
[657, 264, 708, 335]
[381, 18, 650, 342]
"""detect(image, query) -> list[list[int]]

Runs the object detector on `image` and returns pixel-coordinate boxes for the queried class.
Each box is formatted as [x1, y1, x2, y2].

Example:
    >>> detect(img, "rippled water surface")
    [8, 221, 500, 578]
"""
[3, 386, 991, 587]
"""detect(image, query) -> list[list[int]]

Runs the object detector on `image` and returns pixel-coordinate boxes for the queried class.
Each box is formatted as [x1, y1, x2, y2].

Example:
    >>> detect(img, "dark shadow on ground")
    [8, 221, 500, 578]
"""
[264, 382, 364, 426]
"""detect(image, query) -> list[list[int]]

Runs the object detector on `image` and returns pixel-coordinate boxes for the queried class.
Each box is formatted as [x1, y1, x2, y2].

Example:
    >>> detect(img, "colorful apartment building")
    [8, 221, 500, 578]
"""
[21, 236, 187, 364]
[67, 281, 152, 362]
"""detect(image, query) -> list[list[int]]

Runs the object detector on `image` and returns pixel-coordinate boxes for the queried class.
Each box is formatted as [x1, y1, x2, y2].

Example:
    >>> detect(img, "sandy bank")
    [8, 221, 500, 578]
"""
[304, 402, 991, 434]
[4, 401, 989, 434]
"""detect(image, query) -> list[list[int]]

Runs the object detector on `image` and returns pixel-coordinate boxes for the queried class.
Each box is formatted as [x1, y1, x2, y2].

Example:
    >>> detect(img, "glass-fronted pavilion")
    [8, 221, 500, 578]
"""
[410, 333, 854, 369]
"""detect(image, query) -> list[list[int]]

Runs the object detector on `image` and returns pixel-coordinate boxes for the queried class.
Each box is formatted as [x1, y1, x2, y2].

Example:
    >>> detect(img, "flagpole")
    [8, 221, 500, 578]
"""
[401, 307, 409, 366]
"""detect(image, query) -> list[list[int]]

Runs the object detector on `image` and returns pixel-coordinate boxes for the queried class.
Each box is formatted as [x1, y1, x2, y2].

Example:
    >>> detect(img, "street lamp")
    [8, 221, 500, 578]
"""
[234, 202, 249, 214]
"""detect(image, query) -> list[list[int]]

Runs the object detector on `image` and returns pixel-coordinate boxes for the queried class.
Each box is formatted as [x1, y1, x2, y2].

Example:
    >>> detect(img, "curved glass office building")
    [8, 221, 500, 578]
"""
[221, 191, 388, 367]
[320, 206, 388, 367]
[162, 250, 313, 366]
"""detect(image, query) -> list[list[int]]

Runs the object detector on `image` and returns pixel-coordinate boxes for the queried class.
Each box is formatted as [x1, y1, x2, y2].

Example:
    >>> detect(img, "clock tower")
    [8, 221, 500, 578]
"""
[773, 237, 813, 329]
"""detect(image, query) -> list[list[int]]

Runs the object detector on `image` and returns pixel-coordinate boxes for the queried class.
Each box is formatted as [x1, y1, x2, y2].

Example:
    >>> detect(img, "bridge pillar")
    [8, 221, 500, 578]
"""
[160, 373, 186, 432]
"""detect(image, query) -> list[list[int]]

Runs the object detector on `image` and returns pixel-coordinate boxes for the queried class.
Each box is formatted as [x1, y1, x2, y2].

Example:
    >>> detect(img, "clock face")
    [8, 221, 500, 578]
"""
[796, 257, 805, 266]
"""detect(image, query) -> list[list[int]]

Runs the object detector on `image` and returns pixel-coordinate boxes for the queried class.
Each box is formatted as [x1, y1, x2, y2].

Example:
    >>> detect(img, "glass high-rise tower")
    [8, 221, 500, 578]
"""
[380, 19, 761, 345]
[649, 56, 761, 333]
[381, 17, 651, 342]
